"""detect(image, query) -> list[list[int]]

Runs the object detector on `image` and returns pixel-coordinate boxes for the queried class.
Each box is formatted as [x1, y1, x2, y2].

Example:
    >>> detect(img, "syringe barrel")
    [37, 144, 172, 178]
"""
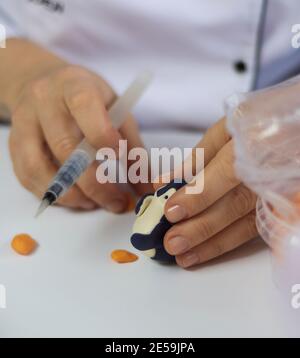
[48, 146, 94, 199]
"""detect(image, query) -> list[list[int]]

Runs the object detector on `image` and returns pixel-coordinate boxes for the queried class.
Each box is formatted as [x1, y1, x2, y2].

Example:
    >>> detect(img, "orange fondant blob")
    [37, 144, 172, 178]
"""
[111, 249, 138, 264]
[11, 234, 37, 256]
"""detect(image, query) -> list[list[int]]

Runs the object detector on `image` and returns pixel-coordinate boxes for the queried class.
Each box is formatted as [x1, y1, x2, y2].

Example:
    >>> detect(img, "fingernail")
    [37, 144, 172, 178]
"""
[182, 252, 199, 268]
[106, 199, 127, 214]
[166, 205, 187, 223]
[81, 201, 97, 210]
[167, 236, 189, 255]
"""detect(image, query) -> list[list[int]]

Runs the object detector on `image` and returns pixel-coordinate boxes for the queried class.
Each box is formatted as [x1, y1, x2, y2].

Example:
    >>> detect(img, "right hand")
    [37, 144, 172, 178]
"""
[9, 64, 151, 212]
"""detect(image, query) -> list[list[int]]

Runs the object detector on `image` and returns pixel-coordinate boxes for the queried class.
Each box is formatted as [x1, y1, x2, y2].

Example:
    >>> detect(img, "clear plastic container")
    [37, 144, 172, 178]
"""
[256, 198, 300, 289]
[256, 197, 300, 336]
[226, 77, 300, 335]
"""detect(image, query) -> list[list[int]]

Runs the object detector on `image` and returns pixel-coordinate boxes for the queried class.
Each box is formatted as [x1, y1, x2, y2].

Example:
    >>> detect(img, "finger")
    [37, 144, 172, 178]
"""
[9, 127, 96, 210]
[175, 211, 258, 268]
[64, 82, 122, 151]
[153, 117, 230, 190]
[195, 117, 230, 165]
[57, 186, 97, 209]
[37, 102, 83, 164]
[38, 98, 130, 211]
[164, 184, 257, 255]
[73, 116, 152, 211]
[165, 140, 240, 223]
[76, 162, 129, 213]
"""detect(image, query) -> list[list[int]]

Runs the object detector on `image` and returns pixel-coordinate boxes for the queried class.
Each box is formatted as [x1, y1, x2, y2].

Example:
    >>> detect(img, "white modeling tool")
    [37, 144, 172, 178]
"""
[35, 71, 153, 218]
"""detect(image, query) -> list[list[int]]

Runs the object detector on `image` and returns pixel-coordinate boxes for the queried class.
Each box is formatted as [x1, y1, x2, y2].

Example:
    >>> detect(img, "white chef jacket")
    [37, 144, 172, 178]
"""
[0, 0, 299, 130]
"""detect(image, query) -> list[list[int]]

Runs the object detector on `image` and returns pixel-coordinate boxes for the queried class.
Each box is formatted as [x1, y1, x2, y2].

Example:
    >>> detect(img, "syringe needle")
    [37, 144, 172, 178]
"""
[35, 199, 50, 218]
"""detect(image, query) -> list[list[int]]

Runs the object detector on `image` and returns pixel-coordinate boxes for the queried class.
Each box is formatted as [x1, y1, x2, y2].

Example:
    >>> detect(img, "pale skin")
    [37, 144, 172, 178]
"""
[0, 39, 152, 212]
[0, 38, 258, 268]
[156, 79, 300, 268]
[154, 118, 258, 268]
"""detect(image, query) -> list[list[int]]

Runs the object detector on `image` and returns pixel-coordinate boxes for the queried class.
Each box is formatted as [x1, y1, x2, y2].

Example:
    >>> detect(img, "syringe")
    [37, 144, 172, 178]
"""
[35, 71, 153, 218]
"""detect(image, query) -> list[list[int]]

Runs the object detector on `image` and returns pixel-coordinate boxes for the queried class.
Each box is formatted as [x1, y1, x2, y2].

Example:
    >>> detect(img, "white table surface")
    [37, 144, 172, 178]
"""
[0, 126, 292, 338]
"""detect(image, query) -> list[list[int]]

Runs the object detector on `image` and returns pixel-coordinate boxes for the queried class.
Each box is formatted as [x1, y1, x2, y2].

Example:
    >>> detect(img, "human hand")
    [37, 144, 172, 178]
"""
[154, 118, 258, 268]
[9, 64, 150, 212]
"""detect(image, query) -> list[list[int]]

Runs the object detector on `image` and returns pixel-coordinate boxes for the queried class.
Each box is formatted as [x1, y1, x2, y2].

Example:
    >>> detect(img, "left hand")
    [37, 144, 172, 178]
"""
[154, 117, 258, 268]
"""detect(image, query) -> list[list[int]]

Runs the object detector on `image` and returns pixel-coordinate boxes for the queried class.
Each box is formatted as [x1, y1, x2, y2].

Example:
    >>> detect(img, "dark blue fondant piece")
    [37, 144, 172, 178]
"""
[131, 179, 187, 263]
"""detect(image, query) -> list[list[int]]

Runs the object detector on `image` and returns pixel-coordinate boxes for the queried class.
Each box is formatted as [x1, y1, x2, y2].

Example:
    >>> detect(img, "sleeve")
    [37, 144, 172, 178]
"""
[0, 4, 24, 44]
